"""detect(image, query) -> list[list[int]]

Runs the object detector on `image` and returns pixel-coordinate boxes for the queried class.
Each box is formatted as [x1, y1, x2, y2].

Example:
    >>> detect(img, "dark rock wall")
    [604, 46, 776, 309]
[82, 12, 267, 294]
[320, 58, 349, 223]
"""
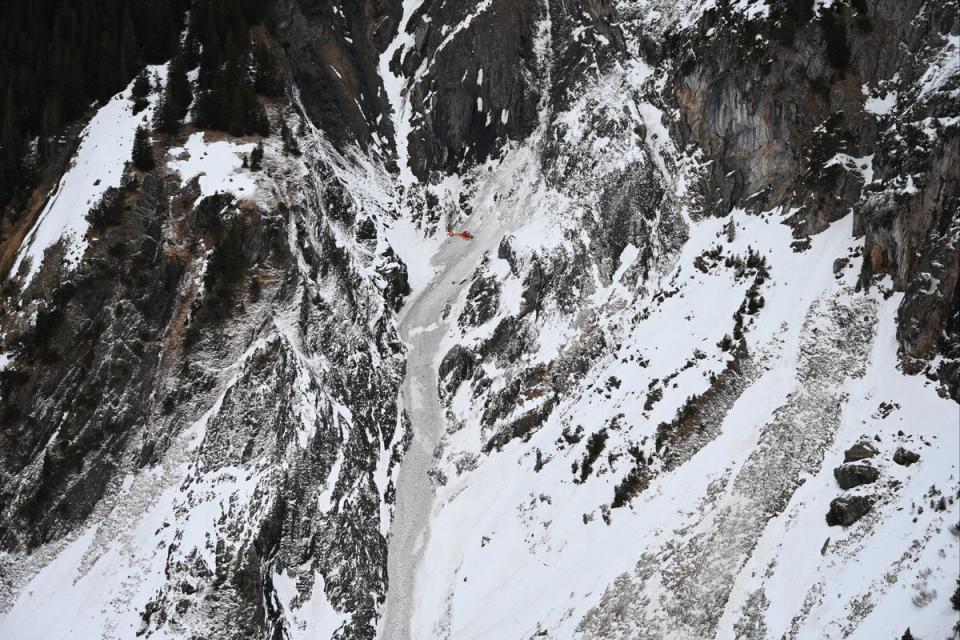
[271, 0, 402, 151]
[0, 173, 187, 549]
[0, 41, 408, 638]
[396, 0, 625, 178]
[401, 0, 544, 178]
[657, 0, 959, 397]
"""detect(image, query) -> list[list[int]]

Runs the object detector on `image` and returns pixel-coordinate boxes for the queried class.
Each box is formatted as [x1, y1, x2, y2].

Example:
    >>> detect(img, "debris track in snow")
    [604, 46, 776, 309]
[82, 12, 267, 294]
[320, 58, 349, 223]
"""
[378, 185, 520, 640]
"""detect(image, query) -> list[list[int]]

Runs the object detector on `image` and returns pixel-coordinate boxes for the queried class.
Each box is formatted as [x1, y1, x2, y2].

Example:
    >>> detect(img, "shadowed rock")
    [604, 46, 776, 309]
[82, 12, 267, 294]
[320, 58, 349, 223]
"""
[834, 463, 880, 490]
[826, 495, 874, 527]
[893, 447, 921, 466]
[843, 441, 879, 463]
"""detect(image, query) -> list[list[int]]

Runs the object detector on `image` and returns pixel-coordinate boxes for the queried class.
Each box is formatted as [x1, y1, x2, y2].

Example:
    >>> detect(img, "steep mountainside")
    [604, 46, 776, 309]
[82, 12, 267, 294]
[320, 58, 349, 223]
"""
[0, 1, 958, 639]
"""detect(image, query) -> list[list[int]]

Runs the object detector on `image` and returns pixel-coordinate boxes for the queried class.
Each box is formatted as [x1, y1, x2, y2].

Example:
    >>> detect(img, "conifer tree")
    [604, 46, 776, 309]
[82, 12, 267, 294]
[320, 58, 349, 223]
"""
[131, 125, 155, 171]
[86, 186, 126, 229]
[167, 54, 192, 114]
[249, 142, 263, 171]
[0, 0, 189, 218]
[254, 41, 283, 97]
[154, 93, 177, 134]
[155, 54, 192, 134]
[248, 95, 271, 137]
[130, 70, 151, 114]
[227, 87, 247, 137]
[281, 122, 300, 156]
[189, 0, 275, 136]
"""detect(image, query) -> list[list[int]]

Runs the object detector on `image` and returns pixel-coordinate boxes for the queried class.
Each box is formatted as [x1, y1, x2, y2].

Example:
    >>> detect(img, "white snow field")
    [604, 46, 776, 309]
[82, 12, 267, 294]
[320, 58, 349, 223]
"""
[167, 131, 258, 199]
[404, 206, 958, 639]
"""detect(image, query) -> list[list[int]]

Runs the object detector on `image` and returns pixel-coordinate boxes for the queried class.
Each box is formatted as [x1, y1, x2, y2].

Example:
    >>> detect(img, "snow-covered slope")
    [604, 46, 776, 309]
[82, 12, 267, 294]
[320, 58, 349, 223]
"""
[0, 0, 957, 639]
[375, 1, 960, 638]
[9, 65, 168, 285]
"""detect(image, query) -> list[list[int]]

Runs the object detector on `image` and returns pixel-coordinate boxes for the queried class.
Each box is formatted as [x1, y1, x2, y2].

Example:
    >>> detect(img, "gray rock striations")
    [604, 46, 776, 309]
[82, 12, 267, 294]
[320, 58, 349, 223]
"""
[659, 0, 960, 398]
[0, 0, 957, 639]
[0, 30, 409, 637]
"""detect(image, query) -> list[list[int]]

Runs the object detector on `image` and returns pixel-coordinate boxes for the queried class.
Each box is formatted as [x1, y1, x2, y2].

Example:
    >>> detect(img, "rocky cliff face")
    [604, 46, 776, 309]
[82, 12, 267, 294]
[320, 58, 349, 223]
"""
[0, 1, 958, 639]
[0, 52, 409, 638]
[657, 0, 960, 397]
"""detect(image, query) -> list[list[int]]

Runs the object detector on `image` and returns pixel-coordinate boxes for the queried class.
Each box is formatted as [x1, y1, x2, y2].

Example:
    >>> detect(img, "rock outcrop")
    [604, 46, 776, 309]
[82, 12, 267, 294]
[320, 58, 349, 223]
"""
[893, 446, 922, 466]
[834, 462, 880, 489]
[826, 494, 874, 527]
[844, 440, 880, 462]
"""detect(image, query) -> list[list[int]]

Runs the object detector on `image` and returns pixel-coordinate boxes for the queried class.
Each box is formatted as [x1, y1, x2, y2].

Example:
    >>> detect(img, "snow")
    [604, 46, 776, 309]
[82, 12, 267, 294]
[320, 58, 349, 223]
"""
[401, 195, 960, 639]
[380, 144, 531, 640]
[383, 216, 444, 295]
[167, 131, 257, 199]
[917, 34, 960, 99]
[274, 569, 348, 640]
[378, 0, 428, 184]
[0, 337, 304, 640]
[732, 0, 770, 20]
[0, 527, 101, 640]
[627, 0, 771, 34]
[825, 153, 875, 186]
[864, 90, 897, 116]
[628, 0, 718, 32]
[718, 290, 960, 640]
[529, 314, 571, 365]
[10, 64, 167, 285]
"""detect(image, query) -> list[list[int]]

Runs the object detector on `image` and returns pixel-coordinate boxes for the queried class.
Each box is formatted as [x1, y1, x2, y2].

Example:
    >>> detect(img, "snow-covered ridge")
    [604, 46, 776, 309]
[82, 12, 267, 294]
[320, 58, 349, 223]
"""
[10, 64, 168, 285]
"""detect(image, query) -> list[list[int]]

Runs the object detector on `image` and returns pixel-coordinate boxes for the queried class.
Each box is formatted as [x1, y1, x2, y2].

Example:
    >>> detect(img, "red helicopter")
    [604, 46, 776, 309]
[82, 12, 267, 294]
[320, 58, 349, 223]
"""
[447, 229, 474, 240]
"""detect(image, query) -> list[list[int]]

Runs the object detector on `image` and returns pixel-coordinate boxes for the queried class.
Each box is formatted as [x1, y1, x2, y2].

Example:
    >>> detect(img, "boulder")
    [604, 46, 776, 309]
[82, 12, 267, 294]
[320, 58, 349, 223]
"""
[519, 260, 544, 317]
[438, 345, 476, 395]
[893, 447, 921, 466]
[375, 247, 411, 312]
[843, 441, 879, 463]
[834, 463, 880, 489]
[826, 495, 874, 527]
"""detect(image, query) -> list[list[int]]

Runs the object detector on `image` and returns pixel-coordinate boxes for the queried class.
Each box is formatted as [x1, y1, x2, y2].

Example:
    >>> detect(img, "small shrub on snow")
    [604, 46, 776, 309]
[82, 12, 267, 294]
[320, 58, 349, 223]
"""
[577, 429, 608, 483]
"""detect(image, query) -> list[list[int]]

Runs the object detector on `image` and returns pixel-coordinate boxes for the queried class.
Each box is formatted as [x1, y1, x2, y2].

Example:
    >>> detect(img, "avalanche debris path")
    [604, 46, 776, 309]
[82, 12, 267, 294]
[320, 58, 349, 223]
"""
[380, 204, 511, 640]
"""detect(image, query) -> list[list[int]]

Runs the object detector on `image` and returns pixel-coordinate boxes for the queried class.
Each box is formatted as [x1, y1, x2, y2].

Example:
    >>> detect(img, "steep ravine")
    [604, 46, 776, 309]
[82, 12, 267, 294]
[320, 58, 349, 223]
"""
[381, 201, 517, 640]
